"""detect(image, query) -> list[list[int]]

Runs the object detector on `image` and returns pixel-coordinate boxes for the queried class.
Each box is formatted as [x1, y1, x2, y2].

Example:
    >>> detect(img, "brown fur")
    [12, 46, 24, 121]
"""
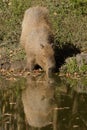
[20, 6, 55, 75]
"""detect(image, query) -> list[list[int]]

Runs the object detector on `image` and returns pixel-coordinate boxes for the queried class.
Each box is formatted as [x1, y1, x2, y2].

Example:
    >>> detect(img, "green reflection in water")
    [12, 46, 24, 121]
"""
[0, 74, 87, 130]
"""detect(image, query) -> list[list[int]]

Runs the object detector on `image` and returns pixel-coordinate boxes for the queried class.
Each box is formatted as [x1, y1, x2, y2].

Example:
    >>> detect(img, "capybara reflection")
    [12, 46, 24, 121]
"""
[20, 6, 55, 75]
[22, 74, 56, 128]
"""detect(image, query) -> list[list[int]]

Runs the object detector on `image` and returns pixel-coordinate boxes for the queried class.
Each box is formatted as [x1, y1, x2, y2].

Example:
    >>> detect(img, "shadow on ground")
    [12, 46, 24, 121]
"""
[54, 43, 80, 71]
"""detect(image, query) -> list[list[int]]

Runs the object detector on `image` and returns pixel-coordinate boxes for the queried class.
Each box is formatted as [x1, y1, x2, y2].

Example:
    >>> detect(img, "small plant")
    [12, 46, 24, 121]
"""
[65, 57, 79, 74]
[60, 54, 87, 75]
[79, 64, 87, 74]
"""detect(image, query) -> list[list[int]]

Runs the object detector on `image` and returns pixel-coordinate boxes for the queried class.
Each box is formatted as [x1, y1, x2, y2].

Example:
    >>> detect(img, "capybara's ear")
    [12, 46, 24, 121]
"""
[40, 44, 44, 49]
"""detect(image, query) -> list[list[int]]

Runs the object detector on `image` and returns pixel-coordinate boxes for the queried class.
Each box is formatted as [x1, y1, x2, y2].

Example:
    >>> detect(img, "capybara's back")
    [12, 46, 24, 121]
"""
[20, 6, 52, 47]
[20, 6, 55, 76]
[22, 6, 49, 29]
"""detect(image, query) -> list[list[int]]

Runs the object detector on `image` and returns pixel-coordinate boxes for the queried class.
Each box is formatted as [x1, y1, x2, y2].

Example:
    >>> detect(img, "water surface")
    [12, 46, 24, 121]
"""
[0, 73, 87, 130]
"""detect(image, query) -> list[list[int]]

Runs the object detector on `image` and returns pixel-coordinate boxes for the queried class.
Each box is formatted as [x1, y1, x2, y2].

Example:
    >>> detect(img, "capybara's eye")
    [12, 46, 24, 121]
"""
[40, 44, 44, 49]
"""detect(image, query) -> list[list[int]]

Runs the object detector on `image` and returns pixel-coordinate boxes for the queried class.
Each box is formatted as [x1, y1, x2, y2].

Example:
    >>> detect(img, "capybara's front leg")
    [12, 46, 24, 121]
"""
[26, 57, 35, 72]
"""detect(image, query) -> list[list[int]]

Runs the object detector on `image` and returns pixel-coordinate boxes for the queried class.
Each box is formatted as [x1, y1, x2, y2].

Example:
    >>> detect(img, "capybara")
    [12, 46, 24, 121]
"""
[20, 6, 55, 75]
[22, 74, 56, 128]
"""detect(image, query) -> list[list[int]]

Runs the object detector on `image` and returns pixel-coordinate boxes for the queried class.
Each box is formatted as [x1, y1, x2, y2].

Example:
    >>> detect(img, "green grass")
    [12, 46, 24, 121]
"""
[60, 56, 87, 75]
[0, 0, 87, 74]
[0, 0, 87, 49]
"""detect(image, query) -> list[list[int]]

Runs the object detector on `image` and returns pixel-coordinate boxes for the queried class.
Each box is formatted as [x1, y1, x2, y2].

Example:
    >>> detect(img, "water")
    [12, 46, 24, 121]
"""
[0, 73, 87, 130]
